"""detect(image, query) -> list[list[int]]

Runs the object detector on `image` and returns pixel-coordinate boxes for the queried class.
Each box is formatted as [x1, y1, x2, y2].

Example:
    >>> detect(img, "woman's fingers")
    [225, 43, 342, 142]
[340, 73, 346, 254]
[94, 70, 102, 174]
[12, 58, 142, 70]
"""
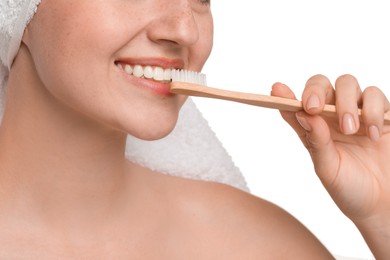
[361, 86, 390, 141]
[302, 74, 390, 141]
[271, 82, 340, 184]
[273, 75, 390, 145]
[334, 74, 363, 135]
[270, 82, 304, 134]
[294, 112, 340, 185]
[301, 74, 335, 114]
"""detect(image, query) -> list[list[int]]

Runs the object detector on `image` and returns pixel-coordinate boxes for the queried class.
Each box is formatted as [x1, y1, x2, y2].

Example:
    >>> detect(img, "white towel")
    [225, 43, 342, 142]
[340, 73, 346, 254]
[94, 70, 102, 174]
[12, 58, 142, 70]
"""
[0, 0, 248, 191]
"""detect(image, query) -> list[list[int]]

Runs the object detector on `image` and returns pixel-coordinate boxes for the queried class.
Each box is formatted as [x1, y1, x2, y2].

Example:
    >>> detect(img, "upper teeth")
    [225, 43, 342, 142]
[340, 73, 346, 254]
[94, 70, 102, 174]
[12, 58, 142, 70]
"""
[117, 63, 173, 82]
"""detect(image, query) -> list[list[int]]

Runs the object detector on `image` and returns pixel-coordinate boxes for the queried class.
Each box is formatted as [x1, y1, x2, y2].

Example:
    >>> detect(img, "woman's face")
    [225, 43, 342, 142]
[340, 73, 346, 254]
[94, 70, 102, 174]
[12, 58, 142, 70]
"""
[23, 0, 213, 140]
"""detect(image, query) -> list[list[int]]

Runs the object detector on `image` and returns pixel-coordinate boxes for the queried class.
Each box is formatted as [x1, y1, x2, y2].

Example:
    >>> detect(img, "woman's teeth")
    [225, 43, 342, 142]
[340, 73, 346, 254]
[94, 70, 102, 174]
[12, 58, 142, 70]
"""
[117, 63, 173, 82]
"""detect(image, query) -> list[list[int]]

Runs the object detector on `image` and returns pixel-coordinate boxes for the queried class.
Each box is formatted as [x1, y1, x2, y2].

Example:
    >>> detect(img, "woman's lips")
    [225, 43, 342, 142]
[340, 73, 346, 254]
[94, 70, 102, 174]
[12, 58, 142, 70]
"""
[116, 62, 175, 96]
[116, 62, 174, 82]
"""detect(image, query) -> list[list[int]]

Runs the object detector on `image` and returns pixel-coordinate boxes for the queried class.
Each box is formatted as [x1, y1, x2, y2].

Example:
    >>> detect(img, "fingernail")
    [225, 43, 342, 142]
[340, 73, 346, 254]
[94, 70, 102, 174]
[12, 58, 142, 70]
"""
[306, 95, 320, 110]
[296, 113, 311, 131]
[368, 125, 380, 142]
[342, 113, 356, 134]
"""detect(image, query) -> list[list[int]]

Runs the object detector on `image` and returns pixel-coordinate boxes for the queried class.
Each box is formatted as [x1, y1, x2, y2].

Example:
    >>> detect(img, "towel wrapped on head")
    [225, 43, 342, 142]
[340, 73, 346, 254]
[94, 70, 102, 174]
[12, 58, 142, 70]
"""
[0, 0, 249, 191]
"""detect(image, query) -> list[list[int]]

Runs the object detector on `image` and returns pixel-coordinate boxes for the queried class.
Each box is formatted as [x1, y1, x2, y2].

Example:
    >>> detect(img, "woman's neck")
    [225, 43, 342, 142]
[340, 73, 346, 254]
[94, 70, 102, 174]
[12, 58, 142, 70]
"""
[0, 47, 136, 230]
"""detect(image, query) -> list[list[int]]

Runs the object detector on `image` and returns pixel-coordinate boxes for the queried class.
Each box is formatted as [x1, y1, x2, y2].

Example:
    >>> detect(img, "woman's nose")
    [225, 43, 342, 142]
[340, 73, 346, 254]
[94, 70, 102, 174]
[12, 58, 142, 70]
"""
[146, 1, 199, 48]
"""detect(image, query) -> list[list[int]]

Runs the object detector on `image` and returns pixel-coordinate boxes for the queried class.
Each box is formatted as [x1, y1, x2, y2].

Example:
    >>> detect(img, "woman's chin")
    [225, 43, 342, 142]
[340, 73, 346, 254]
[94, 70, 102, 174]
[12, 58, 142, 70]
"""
[125, 118, 178, 141]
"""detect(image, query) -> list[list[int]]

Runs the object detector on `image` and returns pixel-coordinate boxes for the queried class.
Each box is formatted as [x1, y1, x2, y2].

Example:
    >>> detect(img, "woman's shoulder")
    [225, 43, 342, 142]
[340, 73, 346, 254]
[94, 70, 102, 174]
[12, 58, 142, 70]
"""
[170, 177, 334, 259]
[126, 166, 333, 258]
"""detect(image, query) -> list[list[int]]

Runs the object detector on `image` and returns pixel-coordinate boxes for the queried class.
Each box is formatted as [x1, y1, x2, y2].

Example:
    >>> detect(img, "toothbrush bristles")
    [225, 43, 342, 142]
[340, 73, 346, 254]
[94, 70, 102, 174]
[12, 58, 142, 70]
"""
[171, 69, 207, 86]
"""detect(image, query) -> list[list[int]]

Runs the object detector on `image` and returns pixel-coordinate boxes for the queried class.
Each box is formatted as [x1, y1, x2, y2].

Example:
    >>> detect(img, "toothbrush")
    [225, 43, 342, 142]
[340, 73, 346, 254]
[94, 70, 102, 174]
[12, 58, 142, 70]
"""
[170, 70, 390, 124]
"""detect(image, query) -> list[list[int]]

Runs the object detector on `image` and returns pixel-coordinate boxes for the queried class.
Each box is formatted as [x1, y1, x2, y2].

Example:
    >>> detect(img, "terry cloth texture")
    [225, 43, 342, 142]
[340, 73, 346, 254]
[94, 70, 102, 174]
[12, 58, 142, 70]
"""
[0, 0, 248, 191]
[126, 99, 248, 191]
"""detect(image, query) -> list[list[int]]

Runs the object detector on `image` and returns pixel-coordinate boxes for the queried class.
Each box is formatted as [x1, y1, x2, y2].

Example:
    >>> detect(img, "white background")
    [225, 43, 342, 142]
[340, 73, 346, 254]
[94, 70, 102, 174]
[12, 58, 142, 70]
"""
[195, 0, 390, 258]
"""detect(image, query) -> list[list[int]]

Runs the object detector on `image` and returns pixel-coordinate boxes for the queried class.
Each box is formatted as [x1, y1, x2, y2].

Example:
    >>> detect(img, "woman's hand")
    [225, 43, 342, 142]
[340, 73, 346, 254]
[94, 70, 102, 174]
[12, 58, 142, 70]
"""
[271, 74, 390, 259]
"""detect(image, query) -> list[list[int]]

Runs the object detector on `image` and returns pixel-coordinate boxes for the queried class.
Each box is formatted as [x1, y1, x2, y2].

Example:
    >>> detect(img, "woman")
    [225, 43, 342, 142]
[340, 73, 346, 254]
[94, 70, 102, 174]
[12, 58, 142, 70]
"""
[0, 0, 389, 258]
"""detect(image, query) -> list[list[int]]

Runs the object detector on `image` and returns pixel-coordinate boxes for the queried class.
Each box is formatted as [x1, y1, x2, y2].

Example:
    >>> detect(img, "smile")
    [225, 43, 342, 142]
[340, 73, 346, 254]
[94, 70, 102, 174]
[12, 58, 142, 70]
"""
[116, 62, 173, 83]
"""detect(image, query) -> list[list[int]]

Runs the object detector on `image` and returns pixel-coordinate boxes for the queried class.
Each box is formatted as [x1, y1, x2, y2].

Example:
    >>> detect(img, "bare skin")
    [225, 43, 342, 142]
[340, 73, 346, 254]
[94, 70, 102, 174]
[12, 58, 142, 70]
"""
[0, 162, 333, 259]
[1, 0, 389, 258]
[0, 0, 334, 258]
[272, 76, 390, 259]
[0, 50, 333, 259]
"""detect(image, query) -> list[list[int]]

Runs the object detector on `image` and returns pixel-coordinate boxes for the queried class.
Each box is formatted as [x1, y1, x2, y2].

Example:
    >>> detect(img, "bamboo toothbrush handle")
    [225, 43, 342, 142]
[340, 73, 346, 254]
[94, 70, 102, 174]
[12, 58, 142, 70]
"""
[170, 82, 390, 125]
